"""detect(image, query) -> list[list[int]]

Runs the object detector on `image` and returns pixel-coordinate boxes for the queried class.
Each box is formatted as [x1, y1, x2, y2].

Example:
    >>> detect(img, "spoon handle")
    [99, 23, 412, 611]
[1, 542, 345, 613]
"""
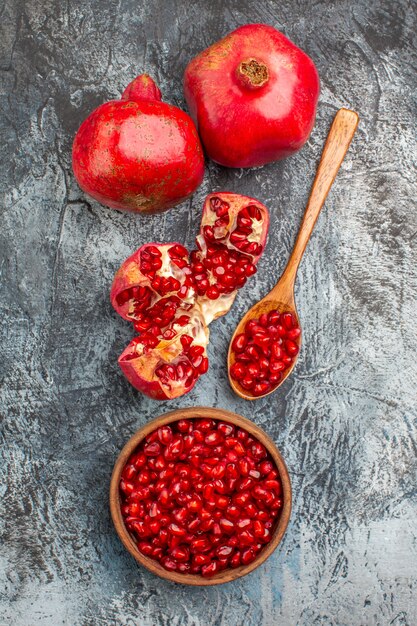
[278, 108, 359, 290]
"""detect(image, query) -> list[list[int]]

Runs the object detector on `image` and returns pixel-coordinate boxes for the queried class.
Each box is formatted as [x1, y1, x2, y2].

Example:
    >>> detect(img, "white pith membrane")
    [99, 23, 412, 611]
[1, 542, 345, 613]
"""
[112, 194, 269, 398]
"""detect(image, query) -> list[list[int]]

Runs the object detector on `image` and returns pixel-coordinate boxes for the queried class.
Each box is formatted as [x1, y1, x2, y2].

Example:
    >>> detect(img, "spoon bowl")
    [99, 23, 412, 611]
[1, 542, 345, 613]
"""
[228, 108, 359, 400]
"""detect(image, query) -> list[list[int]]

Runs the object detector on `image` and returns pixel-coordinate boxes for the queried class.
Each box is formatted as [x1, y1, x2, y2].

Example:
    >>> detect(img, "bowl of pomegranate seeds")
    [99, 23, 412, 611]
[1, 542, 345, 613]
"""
[110, 407, 291, 585]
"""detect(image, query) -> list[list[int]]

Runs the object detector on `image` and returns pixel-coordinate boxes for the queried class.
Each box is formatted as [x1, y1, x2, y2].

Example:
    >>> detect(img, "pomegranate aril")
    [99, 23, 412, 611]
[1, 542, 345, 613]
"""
[191, 537, 211, 553]
[144, 442, 161, 457]
[168, 244, 188, 258]
[233, 491, 251, 507]
[230, 362, 246, 381]
[245, 345, 260, 359]
[252, 333, 270, 352]
[245, 503, 257, 518]
[170, 546, 189, 563]
[236, 518, 252, 530]
[232, 334, 247, 353]
[201, 561, 219, 577]
[245, 263, 257, 277]
[177, 419, 192, 433]
[206, 285, 219, 299]
[270, 341, 283, 359]
[276, 325, 286, 338]
[219, 518, 235, 533]
[240, 376, 254, 390]
[161, 557, 178, 571]
[253, 382, 271, 396]
[241, 548, 256, 565]
[247, 363, 261, 379]
[120, 480, 135, 495]
[226, 505, 241, 520]
[205, 431, 223, 446]
[284, 340, 299, 356]
[138, 541, 153, 556]
[287, 327, 301, 340]
[269, 373, 282, 386]
[193, 553, 210, 566]
[265, 479, 282, 494]
[281, 312, 295, 329]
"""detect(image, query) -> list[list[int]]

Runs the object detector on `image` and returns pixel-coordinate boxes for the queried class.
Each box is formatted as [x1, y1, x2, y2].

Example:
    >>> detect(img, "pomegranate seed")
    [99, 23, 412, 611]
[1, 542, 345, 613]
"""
[259, 313, 269, 327]
[168, 244, 187, 258]
[253, 381, 271, 396]
[287, 327, 301, 340]
[276, 325, 286, 337]
[177, 419, 191, 433]
[199, 357, 209, 373]
[284, 340, 299, 356]
[232, 334, 247, 353]
[193, 553, 210, 566]
[157, 426, 173, 445]
[201, 561, 219, 577]
[230, 362, 246, 381]
[144, 442, 161, 457]
[219, 518, 235, 534]
[205, 432, 223, 446]
[206, 285, 220, 299]
[281, 312, 295, 329]
[191, 537, 211, 553]
[247, 362, 261, 378]
[241, 548, 256, 565]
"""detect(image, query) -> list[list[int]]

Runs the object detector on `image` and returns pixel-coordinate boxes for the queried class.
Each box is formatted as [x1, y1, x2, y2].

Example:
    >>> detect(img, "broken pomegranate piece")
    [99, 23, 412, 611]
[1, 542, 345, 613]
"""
[111, 193, 269, 399]
[193, 193, 269, 323]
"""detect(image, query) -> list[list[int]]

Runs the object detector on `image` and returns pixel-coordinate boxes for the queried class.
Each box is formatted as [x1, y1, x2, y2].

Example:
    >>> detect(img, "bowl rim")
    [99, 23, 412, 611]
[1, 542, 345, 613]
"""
[109, 406, 292, 586]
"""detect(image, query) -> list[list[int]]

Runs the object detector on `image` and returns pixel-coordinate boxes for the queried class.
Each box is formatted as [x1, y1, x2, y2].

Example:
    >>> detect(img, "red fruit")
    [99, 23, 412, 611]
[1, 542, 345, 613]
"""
[111, 193, 269, 399]
[73, 74, 204, 214]
[184, 24, 319, 168]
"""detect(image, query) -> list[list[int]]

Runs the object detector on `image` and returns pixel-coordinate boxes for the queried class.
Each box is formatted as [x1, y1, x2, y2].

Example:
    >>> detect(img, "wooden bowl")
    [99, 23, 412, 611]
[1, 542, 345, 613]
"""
[110, 407, 292, 586]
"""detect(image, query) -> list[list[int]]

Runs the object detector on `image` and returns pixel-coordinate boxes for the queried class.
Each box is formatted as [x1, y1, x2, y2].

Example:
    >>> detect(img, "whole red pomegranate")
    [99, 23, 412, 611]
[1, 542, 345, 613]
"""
[110, 193, 270, 400]
[184, 24, 320, 168]
[72, 74, 205, 214]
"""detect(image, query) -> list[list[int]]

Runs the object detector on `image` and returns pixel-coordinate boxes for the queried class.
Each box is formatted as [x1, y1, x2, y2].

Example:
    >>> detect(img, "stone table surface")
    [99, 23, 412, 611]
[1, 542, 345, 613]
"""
[1, 1, 416, 624]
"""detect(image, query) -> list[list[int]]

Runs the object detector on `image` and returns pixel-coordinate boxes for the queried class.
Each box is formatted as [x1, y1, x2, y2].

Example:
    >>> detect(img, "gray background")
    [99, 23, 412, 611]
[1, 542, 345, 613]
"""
[1, 1, 416, 624]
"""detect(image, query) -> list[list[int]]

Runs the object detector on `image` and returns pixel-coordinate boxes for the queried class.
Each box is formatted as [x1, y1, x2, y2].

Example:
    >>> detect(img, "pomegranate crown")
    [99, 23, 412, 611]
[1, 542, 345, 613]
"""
[121, 74, 162, 103]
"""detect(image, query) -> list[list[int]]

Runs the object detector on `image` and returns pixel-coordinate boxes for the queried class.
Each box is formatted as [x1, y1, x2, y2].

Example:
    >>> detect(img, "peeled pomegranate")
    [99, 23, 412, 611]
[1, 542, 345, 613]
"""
[184, 24, 320, 168]
[72, 74, 205, 214]
[111, 193, 269, 399]
[120, 418, 283, 576]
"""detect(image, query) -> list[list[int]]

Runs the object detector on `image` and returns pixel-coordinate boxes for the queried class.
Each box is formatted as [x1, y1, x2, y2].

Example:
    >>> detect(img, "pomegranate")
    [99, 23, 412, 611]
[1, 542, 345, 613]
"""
[230, 311, 301, 396]
[184, 24, 320, 168]
[111, 193, 269, 399]
[72, 74, 205, 214]
[120, 418, 283, 576]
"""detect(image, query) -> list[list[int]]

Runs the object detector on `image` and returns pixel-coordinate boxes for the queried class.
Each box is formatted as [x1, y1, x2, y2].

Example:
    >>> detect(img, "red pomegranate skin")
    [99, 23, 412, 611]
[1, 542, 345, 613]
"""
[184, 24, 320, 168]
[72, 74, 205, 214]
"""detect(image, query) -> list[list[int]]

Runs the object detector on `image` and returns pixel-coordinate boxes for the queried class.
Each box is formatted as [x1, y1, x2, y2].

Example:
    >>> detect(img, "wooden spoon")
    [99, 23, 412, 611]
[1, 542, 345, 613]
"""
[228, 108, 359, 400]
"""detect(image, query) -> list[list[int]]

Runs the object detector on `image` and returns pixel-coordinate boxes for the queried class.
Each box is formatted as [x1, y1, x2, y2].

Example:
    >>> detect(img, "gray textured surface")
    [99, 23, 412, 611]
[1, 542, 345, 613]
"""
[1, 1, 416, 624]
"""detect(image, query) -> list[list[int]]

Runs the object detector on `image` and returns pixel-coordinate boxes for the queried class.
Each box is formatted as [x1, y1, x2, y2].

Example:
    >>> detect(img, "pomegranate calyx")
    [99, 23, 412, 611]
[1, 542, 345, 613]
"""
[121, 74, 163, 102]
[236, 59, 269, 90]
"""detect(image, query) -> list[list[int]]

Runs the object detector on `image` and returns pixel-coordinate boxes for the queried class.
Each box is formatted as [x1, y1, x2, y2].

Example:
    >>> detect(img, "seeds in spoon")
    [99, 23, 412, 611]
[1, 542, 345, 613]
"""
[230, 311, 301, 395]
